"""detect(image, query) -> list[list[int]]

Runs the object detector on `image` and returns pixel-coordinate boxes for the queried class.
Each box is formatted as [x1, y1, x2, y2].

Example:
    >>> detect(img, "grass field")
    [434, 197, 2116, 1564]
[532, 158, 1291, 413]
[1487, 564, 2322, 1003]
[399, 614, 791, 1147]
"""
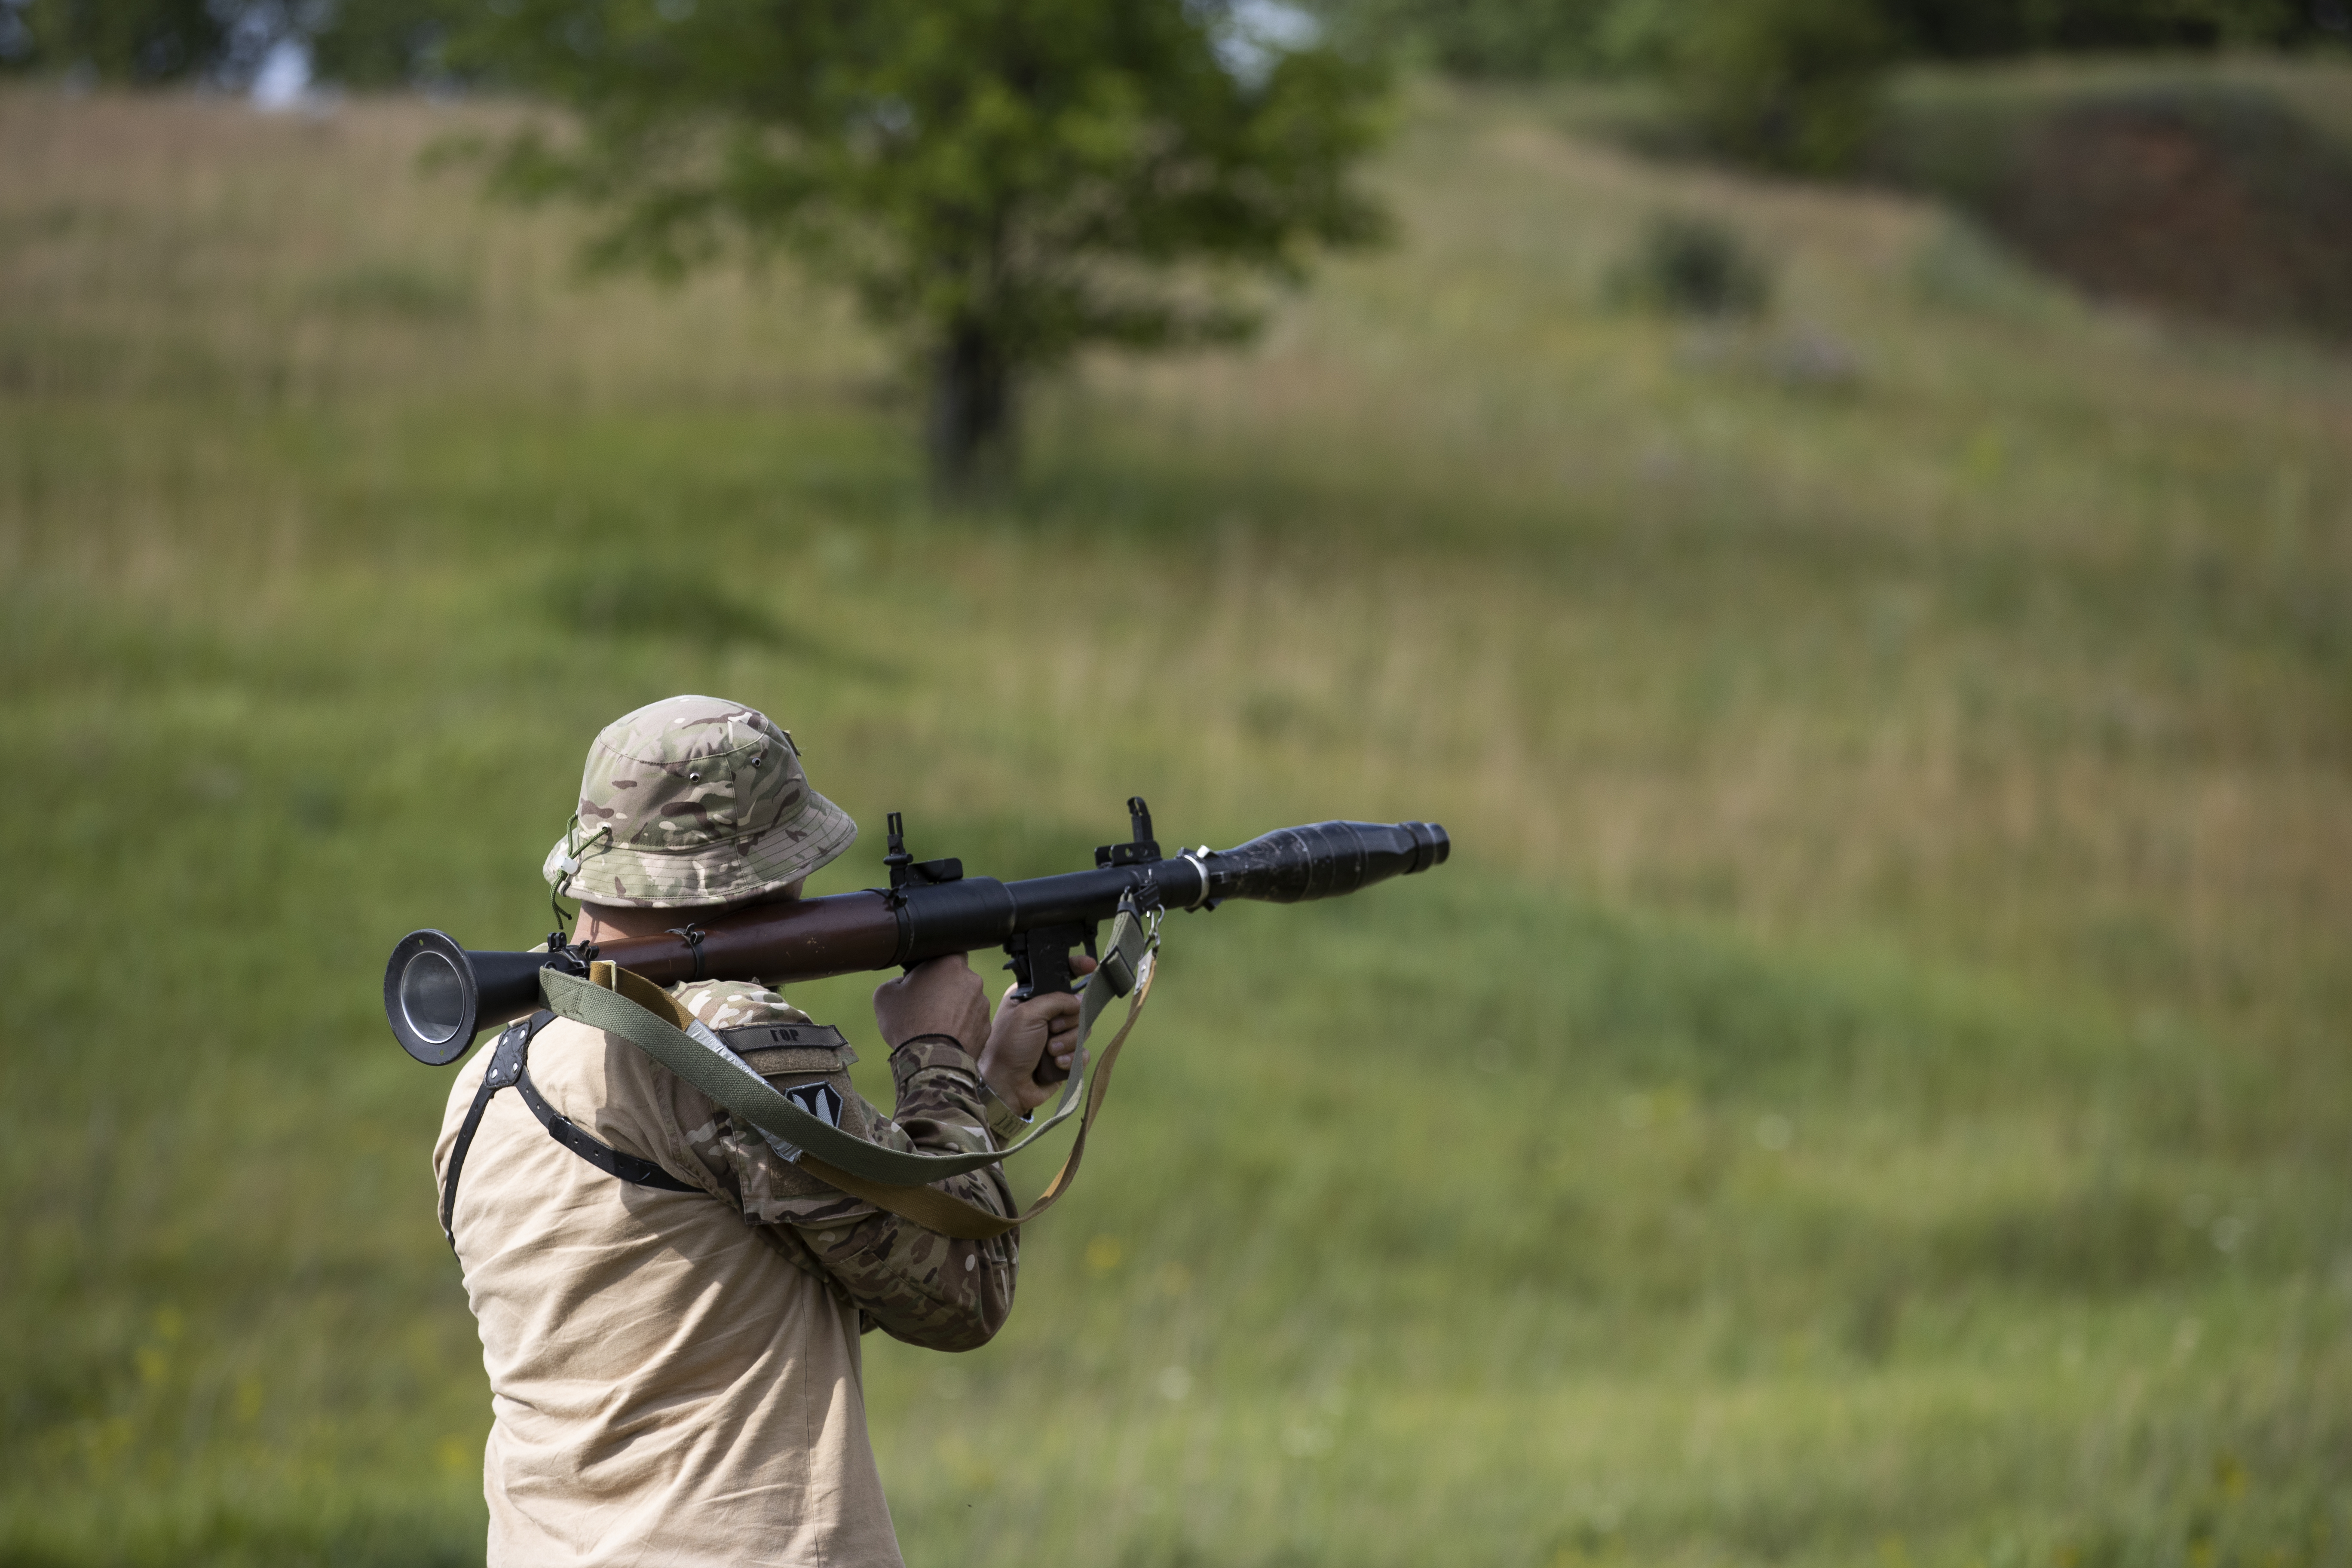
[2, 66, 2349, 1568]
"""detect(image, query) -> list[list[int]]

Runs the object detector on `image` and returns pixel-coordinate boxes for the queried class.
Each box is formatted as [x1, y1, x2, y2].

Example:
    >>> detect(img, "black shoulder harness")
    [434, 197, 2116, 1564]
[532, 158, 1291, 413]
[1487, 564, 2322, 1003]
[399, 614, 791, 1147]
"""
[439, 1010, 698, 1247]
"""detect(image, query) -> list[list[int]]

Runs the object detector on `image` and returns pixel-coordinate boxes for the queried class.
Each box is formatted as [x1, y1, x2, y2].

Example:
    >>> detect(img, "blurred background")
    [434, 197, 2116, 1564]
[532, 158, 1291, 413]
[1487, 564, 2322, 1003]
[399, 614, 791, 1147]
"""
[3, 1, 2349, 1564]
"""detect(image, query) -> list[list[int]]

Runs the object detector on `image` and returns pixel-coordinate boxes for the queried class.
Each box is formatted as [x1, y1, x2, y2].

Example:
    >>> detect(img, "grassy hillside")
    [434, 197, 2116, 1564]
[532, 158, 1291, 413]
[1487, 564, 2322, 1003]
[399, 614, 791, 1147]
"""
[1867, 58, 2352, 339]
[2, 73, 2349, 1567]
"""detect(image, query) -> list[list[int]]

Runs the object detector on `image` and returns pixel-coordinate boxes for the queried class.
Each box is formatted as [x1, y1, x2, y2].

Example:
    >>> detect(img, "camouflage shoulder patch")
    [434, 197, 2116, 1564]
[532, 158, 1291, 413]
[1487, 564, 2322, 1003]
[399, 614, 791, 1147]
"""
[671, 978, 809, 1031]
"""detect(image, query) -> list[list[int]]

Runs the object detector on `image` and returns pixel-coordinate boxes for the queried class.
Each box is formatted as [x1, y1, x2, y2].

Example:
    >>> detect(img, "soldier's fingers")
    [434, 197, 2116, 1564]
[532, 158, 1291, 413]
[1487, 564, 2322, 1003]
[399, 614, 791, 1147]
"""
[1001, 988, 1080, 1023]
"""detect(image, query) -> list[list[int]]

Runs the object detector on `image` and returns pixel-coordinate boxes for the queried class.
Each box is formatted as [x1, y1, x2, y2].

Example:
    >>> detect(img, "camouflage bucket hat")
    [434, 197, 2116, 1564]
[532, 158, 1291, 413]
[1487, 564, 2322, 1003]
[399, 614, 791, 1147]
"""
[543, 695, 858, 910]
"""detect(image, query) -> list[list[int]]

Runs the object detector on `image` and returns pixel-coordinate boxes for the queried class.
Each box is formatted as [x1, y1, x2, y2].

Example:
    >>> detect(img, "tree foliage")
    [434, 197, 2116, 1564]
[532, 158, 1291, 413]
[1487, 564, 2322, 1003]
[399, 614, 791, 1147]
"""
[1875, 0, 2339, 56]
[308, 0, 471, 86]
[0, 0, 239, 80]
[7, 0, 2336, 88]
[454, 0, 1390, 493]
[1324, 0, 1620, 79]
[1321, 0, 2342, 175]
[1608, 0, 1896, 172]
[1320, 0, 2346, 81]
[0, 0, 459, 85]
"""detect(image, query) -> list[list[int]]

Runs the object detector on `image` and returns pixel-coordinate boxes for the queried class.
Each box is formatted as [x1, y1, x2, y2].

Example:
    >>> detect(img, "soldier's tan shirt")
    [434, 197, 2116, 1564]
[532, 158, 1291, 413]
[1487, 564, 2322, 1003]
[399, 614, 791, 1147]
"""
[433, 982, 1018, 1568]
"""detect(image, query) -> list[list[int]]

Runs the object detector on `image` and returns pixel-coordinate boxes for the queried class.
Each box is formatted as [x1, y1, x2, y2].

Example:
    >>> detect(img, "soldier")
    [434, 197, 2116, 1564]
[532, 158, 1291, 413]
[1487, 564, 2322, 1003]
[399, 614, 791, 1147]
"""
[433, 694, 1084, 1566]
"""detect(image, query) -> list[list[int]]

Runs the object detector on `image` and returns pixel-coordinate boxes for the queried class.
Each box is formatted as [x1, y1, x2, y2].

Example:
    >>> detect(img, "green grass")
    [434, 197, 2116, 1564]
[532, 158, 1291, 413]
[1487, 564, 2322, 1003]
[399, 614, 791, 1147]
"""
[2, 72, 2349, 1567]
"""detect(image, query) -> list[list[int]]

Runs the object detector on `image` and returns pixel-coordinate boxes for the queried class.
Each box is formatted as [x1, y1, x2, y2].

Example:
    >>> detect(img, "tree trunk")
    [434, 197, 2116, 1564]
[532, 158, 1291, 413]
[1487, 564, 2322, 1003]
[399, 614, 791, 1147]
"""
[925, 319, 1016, 502]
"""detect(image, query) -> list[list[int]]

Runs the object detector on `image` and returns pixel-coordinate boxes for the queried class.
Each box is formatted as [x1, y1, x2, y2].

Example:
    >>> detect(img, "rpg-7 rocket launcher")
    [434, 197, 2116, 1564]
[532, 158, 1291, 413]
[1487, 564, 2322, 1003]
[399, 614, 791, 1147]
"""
[383, 800, 1449, 1064]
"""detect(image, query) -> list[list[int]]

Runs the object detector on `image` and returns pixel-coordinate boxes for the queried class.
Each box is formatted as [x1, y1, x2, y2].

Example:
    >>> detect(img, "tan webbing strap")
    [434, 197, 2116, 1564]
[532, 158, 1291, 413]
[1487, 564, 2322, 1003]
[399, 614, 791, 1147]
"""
[539, 911, 1159, 1240]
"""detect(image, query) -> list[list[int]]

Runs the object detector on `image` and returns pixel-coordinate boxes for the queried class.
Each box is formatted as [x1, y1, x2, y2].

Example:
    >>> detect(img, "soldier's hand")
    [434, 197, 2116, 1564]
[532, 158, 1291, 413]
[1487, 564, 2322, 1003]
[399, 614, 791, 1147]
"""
[872, 953, 991, 1055]
[980, 956, 1097, 1114]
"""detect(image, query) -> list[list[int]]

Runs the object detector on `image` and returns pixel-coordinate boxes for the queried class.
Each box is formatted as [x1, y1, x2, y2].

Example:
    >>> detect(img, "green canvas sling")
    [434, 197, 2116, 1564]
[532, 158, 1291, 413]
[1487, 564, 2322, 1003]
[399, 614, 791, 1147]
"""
[539, 904, 1160, 1240]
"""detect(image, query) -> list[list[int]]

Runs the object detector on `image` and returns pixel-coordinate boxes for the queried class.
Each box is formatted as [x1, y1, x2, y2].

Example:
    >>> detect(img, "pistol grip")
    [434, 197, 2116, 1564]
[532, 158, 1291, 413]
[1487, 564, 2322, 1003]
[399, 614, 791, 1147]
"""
[1005, 922, 1083, 1002]
[1004, 923, 1090, 1084]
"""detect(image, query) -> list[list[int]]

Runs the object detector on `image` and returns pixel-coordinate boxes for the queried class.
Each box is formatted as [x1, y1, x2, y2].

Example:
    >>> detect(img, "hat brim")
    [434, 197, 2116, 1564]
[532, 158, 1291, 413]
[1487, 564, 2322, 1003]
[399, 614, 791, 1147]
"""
[544, 789, 859, 910]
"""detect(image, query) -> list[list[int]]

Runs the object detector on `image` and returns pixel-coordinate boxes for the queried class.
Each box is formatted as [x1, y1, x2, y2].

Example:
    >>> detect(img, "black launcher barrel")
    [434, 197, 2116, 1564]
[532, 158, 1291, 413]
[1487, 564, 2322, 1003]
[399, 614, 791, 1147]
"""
[383, 818, 1448, 1064]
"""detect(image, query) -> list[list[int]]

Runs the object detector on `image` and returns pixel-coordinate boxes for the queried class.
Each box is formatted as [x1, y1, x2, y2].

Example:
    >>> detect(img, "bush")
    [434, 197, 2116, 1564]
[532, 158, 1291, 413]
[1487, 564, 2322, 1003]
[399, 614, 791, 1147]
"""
[1606, 211, 1773, 317]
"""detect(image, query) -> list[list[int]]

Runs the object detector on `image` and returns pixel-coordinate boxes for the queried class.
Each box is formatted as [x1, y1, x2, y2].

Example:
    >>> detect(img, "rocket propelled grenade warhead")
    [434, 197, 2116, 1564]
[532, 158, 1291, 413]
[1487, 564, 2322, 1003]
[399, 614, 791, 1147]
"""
[383, 807, 1449, 1065]
[1197, 819, 1450, 904]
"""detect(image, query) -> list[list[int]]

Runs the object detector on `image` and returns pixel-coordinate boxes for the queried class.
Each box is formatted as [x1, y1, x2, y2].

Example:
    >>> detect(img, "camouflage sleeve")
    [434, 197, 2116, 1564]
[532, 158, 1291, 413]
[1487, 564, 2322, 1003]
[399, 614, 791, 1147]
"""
[682, 1035, 1018, 1353]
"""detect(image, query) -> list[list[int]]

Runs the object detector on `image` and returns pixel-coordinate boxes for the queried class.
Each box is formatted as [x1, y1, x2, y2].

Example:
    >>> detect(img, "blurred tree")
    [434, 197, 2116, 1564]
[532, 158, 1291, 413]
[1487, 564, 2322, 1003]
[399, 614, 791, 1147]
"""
[453, 0, 1389, 497]
[8, 0, 2333, 87]
[0, 0, 234, 80]
[0, 0, 476, 86]
[1876, 0, 2333, 55]
[1320, 0, 1619, 79]
[1309, 0, 2343, 80]
[1609, 0, 1895, 172]
[309, 0, 471, 86]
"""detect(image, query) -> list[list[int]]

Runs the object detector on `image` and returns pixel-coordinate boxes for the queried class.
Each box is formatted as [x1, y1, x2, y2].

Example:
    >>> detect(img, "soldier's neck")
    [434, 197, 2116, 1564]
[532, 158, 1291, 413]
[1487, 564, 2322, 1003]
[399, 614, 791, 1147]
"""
[573, 882, 803, 947]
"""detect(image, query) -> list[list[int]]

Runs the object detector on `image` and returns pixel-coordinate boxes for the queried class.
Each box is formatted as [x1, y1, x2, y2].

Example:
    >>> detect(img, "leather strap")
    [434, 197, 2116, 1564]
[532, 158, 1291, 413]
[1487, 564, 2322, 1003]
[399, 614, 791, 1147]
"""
[440, 1013, 539, 1244]
[438, 1007, 698, 1249]
[514, 1069, 698, 1194]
